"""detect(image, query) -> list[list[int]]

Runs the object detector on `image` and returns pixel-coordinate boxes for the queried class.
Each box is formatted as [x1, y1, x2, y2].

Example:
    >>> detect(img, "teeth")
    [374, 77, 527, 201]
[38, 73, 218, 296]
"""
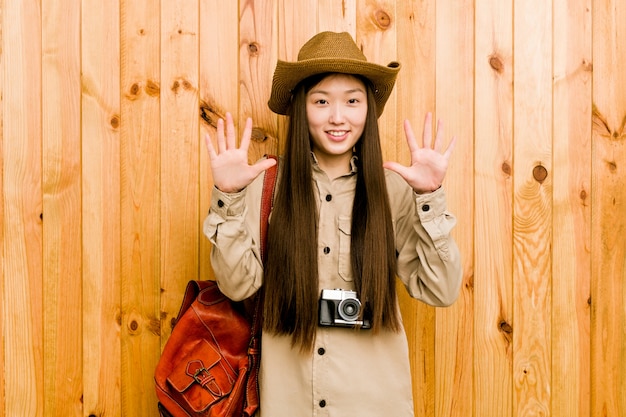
[328, 131, 347, 137]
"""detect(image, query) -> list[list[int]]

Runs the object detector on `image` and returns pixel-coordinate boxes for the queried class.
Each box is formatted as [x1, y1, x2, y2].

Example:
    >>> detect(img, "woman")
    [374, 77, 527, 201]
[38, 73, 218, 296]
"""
[204, 31, 462, 417]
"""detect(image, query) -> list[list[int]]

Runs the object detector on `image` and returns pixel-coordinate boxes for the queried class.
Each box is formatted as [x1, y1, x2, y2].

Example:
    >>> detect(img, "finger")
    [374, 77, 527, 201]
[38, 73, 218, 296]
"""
[434, 119, 444, 152]
[253, 156, 278, 174]
[382, 161, 410, 178]
[216, 117, 226, 154]
[403, 120, 420, 153]
[422, 112, 433, 149]
[205, 133, 217, 159]
[225, 112, 237, 149]
[443, 136, 457, 160]
[239, 117, 253, 152]
[244, 157, 278, 186]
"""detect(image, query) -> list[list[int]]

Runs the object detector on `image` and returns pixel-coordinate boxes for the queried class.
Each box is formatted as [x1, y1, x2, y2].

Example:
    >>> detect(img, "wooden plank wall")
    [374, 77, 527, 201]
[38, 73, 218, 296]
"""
[1, 0, 625, 416]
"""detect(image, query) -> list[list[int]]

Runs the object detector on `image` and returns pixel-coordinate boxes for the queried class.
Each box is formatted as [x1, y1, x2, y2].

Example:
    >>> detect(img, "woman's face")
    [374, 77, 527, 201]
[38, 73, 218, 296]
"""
[306, 74, 367, 176]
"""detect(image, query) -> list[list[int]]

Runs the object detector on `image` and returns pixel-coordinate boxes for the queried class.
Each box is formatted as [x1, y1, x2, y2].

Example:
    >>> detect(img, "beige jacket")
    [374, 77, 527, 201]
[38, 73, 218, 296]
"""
[203, 157, 462, 417]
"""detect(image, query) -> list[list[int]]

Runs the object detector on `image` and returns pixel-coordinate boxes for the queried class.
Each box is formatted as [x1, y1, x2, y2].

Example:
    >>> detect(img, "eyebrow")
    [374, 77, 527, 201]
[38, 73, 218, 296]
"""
[308, 87, 366, 95]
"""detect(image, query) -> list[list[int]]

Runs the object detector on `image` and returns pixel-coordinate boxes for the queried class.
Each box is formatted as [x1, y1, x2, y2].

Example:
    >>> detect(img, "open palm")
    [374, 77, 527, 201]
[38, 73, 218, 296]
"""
[205, 112, 277, 193]
[383, 112, 456, 194]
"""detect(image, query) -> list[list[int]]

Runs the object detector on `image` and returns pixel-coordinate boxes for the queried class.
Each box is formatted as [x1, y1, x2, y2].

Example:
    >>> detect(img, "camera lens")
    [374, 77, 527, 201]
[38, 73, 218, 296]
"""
[338, 298, 360, 321]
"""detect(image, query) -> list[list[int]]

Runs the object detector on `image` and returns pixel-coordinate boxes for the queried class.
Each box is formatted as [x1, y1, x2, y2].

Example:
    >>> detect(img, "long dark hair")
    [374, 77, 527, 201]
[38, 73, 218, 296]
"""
[263, 73, 400, 352]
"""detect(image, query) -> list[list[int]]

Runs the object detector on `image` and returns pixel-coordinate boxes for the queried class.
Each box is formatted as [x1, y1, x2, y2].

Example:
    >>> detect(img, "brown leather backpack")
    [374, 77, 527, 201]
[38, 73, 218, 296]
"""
[155, 156, 277, 416]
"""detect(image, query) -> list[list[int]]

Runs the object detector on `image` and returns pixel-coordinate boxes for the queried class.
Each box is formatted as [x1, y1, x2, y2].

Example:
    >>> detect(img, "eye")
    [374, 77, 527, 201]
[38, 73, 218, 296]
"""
[347, 98, 360, 104]
[316, 99, 328, 105]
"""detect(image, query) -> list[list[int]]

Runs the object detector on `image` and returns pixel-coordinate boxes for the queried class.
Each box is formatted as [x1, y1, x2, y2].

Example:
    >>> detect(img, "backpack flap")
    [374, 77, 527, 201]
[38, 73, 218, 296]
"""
[166, 339, 238, 413]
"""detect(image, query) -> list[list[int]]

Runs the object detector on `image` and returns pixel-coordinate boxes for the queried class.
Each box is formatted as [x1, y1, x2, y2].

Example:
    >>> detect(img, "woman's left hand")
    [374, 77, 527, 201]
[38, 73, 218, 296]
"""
[383, 112, 456, 194]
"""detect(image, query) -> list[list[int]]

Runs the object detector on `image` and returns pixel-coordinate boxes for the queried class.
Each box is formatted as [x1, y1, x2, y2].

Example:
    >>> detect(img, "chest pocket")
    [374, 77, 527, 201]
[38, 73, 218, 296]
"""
[338, 216, 354, 282]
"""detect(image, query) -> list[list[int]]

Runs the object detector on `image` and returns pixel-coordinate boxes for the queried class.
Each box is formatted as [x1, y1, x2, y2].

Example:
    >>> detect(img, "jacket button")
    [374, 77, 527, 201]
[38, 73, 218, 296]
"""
[318, 347, 325, 355]
[325, 194, 332, 202]
[422, 204, 430, 212]
[323, 246, 330, 254]
[217, 199, 225, 208]
[319, 400, 327, 408]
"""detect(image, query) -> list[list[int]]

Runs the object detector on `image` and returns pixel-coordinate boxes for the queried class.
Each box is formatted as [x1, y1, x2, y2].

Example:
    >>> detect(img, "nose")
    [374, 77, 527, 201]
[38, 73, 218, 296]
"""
[328, 104, 345, 124]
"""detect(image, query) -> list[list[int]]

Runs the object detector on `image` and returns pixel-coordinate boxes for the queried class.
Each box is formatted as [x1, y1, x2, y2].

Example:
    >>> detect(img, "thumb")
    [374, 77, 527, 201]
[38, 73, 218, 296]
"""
[383, 161, 409, 177]
[253, 157, 278, 176]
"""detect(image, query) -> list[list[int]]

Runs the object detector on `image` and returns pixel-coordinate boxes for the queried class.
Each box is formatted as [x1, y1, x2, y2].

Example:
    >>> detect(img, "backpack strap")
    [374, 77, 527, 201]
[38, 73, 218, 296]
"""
[244, 155, 278, 416]
[253, 154, 278, 325]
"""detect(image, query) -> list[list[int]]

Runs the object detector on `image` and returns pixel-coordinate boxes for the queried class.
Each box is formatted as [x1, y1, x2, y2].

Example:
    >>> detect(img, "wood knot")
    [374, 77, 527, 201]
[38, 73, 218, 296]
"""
[148, 317, 161, 336]
[171, 78, 194, 94]
[605, 160, 617, 173]
[199, 99, 223, 128]
[533, 165, 548, 183]
[129, 83, 140, 97]
[110, 115, 120, 129]
[498, 319, 513, 345]
[498, 320, 513, 334]
[145, 79, 160, 97]
[590, 104, 624, 140]
[251, 127, 270, 142]
[501, 161, 512, 176]
[489, 54, 505, 73]
[465, 273, 474, 290]
[374, 9, 392, 29]
[248, 42, 260, 56]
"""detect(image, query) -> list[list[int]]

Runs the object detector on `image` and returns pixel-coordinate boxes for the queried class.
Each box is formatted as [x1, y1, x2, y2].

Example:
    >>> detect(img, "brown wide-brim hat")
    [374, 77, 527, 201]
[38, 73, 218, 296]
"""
[268, 31, 401, 117]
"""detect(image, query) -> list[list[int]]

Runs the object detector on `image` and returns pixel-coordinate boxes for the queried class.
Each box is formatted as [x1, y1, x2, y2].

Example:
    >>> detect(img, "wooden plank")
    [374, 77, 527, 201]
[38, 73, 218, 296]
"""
[552, 0, 592, 416]
[275, 0, 317, 152]
[159, 0, 200, 349]
[239, 0, 279, 161]
[357, 0, 397, 162]
[591, 0, 626, 415]
[81, 0, 122, 414]
[120, 0, 162, 414]
[198, 0, 239, 280]
[3, 1, 45, 415]
[278, 0, 317, 59]
[41, 0, 82, 414]
[318, 0, 357, 35]
[474, 0, 514, 415]
[395, 0, 437, 414]
[512, 0, 553, 414]
[0, 2, 5, 413]
[434, 0, 474, 415]
[1, 0, 44, 415]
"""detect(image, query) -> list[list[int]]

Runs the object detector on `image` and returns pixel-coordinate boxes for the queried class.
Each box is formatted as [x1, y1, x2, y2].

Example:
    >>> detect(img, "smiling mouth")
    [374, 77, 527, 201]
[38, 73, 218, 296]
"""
[327, 130, 348, 137]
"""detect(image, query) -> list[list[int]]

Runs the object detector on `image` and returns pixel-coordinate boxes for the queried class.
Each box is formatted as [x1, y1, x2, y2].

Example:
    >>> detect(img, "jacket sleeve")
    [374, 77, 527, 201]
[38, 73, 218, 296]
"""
[202, 175, 265, 301]
[388, 171, 463, 307]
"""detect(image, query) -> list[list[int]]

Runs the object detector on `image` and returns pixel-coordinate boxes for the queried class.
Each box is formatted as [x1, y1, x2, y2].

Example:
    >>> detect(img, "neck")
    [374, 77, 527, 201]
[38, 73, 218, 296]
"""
[314, 152, 352, 180]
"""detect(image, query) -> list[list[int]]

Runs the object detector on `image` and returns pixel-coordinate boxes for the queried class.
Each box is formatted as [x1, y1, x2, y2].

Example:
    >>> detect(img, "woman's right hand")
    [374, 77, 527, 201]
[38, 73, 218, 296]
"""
[205, 112, 277, 193]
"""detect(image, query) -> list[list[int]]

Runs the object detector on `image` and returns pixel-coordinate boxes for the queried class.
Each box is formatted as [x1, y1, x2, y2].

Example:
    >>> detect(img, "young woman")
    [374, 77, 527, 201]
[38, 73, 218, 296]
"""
[204, 31, 462, 417]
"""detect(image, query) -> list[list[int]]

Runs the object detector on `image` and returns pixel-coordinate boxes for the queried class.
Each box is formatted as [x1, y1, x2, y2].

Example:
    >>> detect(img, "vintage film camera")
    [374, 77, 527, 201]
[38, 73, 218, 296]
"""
[318, 288, 371, 329]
